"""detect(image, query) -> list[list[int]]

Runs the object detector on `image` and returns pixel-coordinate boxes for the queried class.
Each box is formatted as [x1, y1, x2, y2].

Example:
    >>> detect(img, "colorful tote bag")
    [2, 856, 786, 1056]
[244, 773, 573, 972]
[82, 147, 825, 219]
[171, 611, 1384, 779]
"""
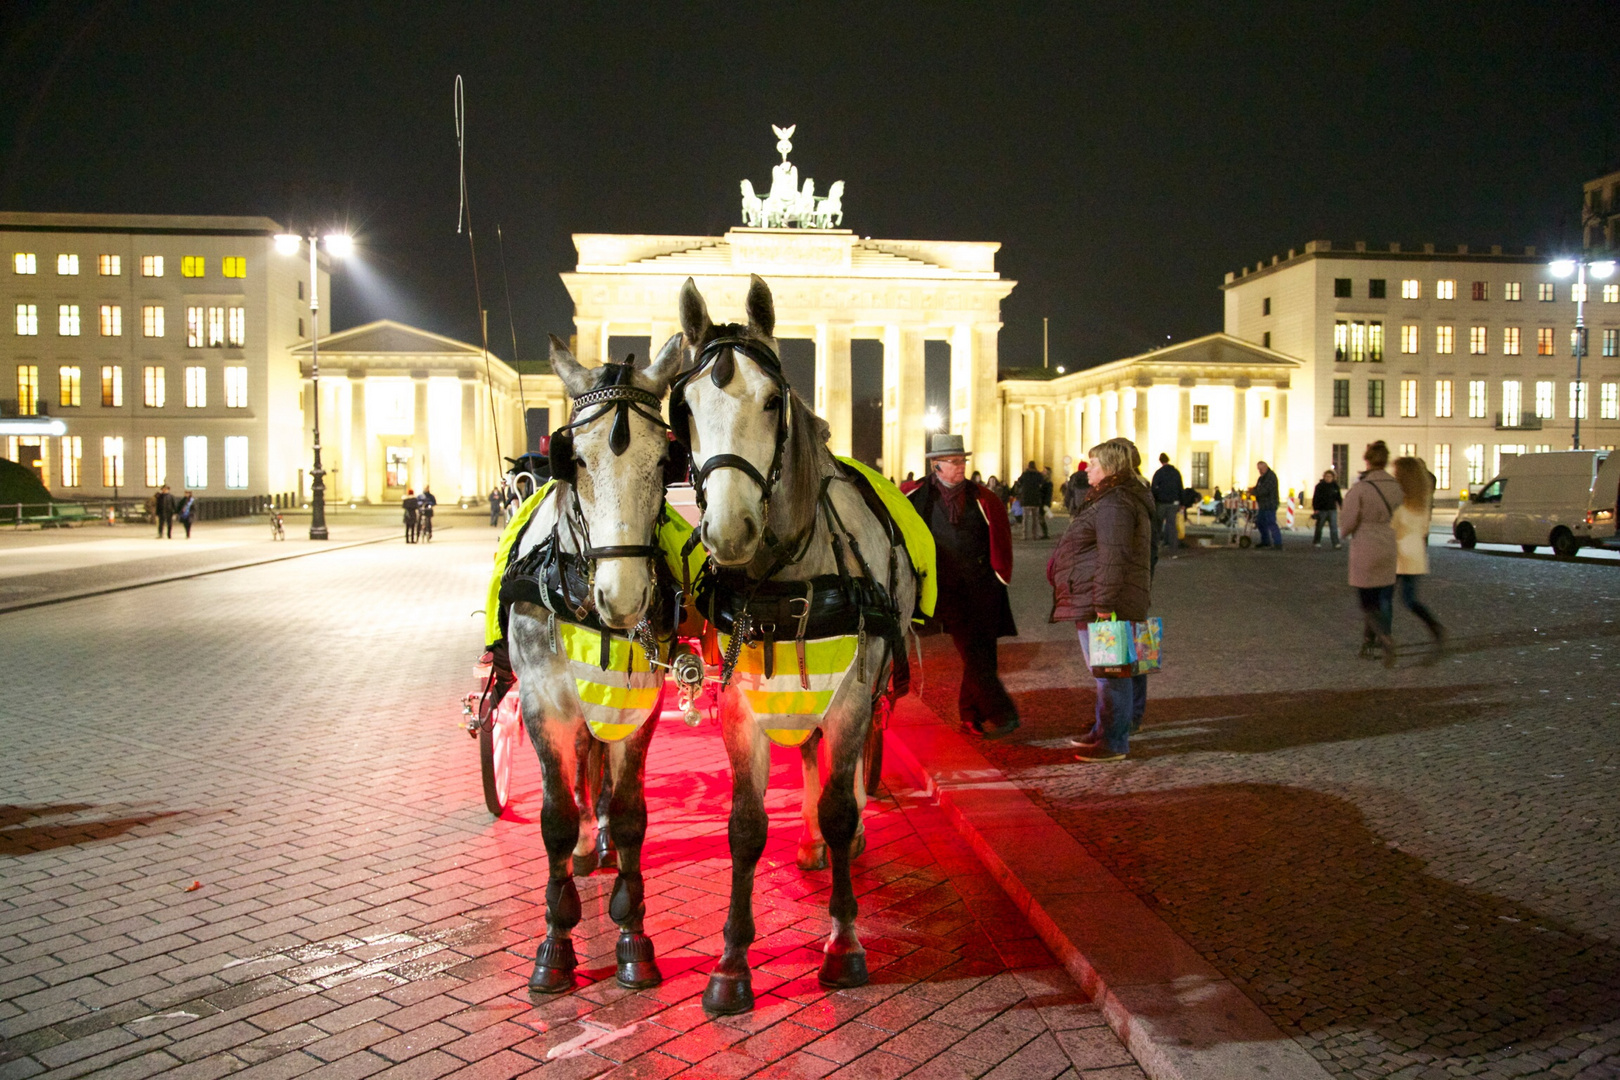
[1086, 615, 1136, 678]
[1132, 617, 1164, 675]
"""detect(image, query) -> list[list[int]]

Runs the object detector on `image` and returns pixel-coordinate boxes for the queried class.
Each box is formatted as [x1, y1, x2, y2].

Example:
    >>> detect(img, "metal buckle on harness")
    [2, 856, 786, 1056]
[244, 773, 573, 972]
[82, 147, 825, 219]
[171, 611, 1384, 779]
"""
[789, 585, 813, 690]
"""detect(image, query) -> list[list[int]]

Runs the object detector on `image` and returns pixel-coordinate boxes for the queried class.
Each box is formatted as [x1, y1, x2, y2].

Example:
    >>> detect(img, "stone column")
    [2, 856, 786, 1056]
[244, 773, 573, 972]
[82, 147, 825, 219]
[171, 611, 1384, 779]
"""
[1133, 386, 1149, 450]
[949, 323, 974, 440]
[1004, 397, 1023, 477]
[649, 320, 679, 359]
[899, 329, 927, 480]
[414, 377, 429, 491]
[346, 374, 366, 503]
[1232, 383, 1249, 488]
[972, 323, 1001, 479]
[882, 324, 901, 476]
[462, 377, 478, 496]
[1176, 385, 1192, 471]
[597, 322, 612, 370]
[1272, 386, 1290, 489]
[818, 322, 853, 456]
[574, 317, 602, 367]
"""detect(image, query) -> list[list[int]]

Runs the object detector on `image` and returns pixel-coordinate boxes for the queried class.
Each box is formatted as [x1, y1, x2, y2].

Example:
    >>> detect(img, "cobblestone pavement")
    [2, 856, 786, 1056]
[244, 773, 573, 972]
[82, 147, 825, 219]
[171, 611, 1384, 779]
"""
[919, 531, 1620, 1079]
[0, 530, 1143, 1080]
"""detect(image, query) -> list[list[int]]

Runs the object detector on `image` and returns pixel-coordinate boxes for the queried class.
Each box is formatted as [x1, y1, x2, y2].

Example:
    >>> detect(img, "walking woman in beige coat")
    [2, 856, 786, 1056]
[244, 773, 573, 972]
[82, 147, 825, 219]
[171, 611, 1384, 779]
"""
[1340, 441, 1402, 666]
[1392, 456, 1447, 644]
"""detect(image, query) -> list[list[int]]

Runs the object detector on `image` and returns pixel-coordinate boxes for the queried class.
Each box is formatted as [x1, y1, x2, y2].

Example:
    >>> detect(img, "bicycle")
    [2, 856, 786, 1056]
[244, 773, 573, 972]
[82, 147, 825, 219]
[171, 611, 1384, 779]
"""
[269, 508, 285, 541]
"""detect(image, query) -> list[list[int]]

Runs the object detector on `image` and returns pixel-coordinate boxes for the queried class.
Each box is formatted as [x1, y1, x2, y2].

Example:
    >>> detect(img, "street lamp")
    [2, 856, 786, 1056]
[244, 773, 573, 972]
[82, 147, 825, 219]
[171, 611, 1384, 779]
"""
[923, 408, 943, 433]
[275, 230, 352, 539]
[1550, 254, 1617, 450]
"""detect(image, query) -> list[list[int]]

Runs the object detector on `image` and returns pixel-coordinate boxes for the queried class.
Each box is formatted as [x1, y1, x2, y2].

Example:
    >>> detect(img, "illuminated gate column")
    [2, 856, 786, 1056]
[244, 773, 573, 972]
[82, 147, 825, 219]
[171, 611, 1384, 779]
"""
[1231, 382, 1249, 487]
[971, 323, 1002, 479]
[815, 321, 853, 456]
[346, 374, 366, 502]
[1272, 387, 1289, 486]
[1176, 385, 1192, 471]
[574, 317, 603, 368]
[881, 324, 927, 478]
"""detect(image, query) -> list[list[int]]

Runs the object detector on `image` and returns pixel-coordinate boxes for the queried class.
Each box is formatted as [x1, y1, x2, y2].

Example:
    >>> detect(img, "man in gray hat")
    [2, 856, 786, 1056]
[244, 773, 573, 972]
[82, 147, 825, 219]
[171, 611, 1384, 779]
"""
[907, 433, 1020, 739]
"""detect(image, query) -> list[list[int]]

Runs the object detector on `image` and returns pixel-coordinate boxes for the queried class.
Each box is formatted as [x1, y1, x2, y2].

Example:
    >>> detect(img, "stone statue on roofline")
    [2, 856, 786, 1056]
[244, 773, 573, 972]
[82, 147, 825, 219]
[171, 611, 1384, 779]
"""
[740, 124, 846, 229]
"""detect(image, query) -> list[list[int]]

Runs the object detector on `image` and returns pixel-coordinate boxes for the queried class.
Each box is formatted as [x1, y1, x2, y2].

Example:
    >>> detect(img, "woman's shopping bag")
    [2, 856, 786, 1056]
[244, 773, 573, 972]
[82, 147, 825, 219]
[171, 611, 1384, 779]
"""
[1132, 617, 1164, 675]
[1087, 614, 1136, 677]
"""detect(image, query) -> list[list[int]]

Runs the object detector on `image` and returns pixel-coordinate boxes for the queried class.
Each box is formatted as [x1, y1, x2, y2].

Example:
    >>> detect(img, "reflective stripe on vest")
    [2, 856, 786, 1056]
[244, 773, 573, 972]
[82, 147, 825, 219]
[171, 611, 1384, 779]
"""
[719, 633, 859, 747]
[557, 622, 664, 742]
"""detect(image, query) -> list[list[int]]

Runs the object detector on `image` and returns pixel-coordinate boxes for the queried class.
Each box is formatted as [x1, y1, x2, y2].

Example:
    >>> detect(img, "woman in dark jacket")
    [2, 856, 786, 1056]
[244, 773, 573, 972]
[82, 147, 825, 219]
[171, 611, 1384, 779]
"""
[1047, 438, 1154, 762]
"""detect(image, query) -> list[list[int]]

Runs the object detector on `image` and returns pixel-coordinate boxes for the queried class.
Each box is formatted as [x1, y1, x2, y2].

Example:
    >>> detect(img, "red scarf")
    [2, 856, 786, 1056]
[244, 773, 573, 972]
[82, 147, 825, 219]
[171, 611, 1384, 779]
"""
[933, 476, 970, 524]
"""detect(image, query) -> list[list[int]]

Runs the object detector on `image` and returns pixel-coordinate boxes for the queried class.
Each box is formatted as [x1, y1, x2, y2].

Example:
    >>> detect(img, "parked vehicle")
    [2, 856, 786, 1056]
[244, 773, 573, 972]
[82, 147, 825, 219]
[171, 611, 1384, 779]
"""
[1453, 450, 1620, 557]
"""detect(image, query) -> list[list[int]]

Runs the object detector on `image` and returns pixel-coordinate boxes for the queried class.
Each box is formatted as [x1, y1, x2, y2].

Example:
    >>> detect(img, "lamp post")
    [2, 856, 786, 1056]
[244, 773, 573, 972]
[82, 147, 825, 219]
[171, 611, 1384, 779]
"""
[276, 230, 351, 539]
[1551, 254, 1616, 450]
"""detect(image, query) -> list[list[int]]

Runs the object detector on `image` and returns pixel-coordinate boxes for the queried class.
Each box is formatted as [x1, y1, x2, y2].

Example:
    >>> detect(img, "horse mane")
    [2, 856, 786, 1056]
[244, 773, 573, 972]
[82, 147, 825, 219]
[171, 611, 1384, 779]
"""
[774, 387, 836, 544]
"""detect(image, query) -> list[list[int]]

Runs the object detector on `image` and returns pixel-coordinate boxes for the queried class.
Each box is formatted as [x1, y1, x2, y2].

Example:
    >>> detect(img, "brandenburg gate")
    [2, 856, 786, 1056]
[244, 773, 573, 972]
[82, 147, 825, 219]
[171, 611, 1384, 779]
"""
[559, 126, 1016, 480]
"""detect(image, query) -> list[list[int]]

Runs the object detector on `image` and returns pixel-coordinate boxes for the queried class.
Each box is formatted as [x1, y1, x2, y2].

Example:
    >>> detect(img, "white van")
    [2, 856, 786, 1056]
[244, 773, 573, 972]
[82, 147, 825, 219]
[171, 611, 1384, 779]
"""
[1453, 450, 1620, 557]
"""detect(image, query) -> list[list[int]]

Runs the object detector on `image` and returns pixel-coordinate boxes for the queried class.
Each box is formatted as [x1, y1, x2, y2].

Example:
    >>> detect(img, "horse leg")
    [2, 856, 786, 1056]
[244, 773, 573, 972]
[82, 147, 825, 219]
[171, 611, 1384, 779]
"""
[594, 739, 617, 870]
[795, 731, 828, 871]
[606, 717, 660, 988]
[702, 701, 770, 1015]
[816, 713, 870, 989]
[572, 733, 601, 875]
[529, 718, 584, 993]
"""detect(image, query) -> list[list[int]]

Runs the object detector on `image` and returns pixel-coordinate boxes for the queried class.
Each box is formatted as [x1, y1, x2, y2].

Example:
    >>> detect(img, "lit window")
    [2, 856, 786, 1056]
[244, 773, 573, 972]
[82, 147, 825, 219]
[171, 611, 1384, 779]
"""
[181, 256, 205, 278]
[57, 304, 81, 336]
[227, 307, 245, 347]
[1496, 444, 1527, 474]
[207, 306, 225, 347]
[1368, 321, 1384, 361]
[16, 365, 39, 415]
[186, 306, 204, 348]
[102, 436, 125, 487]
[1604, 284, 1619, 303]
[144, 436, 166, 486]
[1538, 282, 1554, 302]
[1368, 379, 1385, 417]
[15, 303, 38, 335]
[1469, 326, 1487, 354]
[1399, 379, 1419, 418]
[1192, 404, 1209, 424]
[141, 255, 164, 277]
[1434, 379, 1453, 418]
[1465, 444, 1484, 485]
[1503, 282, 1521, 301]
[98, 254, 120, 276]
[225, 436, 249, 489]
[1570, 382, 1589, 420]
[1399, 443, 1417, 459]
[1468, 380, 1487, 418]
[1432, 444, 1451, 489]
[1533, 444, 1551, 455]
[184, 366, 207, 408]
[1435, 326, 1454, 354]
[1602, 383, 1619, 420]
[1334, 320, 1347, 361]
[1537, 327, 1554, 356]
[224, 366, 248, 408]
[1534, 381, 1555, 419]
[57, 254, 79, 275]
[221, 256, 246, 278]
[142, 305, 164, 338]
[58, 365, 81, 407]
[1350, 321, 1367, 362]
[1401, 324, 1419, 354]
[1333, 379, 1350, 417]
[1605, 329, 1618, 357]
[1401, 279, 1420, 299]
[143, 365, 166, 408]
[101, 365, 122, 407]
[1436, 279, 1456, 300]
[1502, 381, 1522, 424]
[1503, 326, 1521, 355]
[14, 252, 37, 274]
[60, 435, 82, 487]
[99, 304, 122, 337]
[1471, 281, 1488, 301]
[183, 436, 207, 488]
[1572, 283, 1588, 303]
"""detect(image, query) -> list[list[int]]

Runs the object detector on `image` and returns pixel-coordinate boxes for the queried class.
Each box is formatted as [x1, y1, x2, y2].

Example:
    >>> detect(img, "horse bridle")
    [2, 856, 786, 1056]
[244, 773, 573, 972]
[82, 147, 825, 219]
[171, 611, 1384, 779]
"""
[668, 332, 789, 516]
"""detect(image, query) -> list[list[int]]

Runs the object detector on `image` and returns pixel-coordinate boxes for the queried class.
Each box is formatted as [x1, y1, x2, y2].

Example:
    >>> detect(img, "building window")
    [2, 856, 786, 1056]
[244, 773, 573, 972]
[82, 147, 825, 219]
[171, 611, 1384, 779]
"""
[14, 252, 37, 274]
[1572, 283, 1588, 303]
[1262, 331, 1271, 349]
[1399, 379, 1419, 418]
[1534, 381, 1555, 419]
[57, 253, 79, 276]
[1471, 281, 1488, 301]
[1369, 279, 1387, 299]
[1539, 282, 1555, 302]
[186, 306, 204, 348]
[184, 366, 207, 408]
[1434, 379, 1453, 418]
[181, 256, 205, 278]
[1465, 444, 1485, 485]
[1369, 321, 1384, 360]
[1503, 282, 1521, 301]
[144, 436, 166, 487]
[1190, 451, 1210, 489]
[57, 304, 81, 336]
[1332, 444, 1350, 485]
[1495, 445, 1527, 475]
[207, 306, 225, 347]
[98, 254, 120, 276]
[1435, 326, 1454, 354]
[1602, 383, 1619, 420]
[224, 366, 248, 408]
[1398, 443, 1417, 459]
[142, 305, 165, 338]
[1368, 379, 1385, 417]
[227, 307, 245, 347]
[297, 317, 305, 338]
[99, 304, 122, 337]
[1262, 399, 1271, 419]
[1334, 319, 1382, 362]
[142, 365, 165, 408]
[1401, 279, 1420, 299]
[60, 435, 82, 487]
[222, 256, 246, 279]
[101, 365, 122, 407]
[15, 303, 38, 335]
[1436, 279, 1456, 300]
[1604, 284, 1619, 304]
[1433, 444, 1451, 489]
[1503, 326, 1521, 355]
[1333, 379, 1350, 417]
[1469, 326, 1487, 354]
[1334, 278, 1352, 298]
[16, 365, 39, 415]
[1192, 404, 1209, 424]
[225, 436, 248, 489]
[58, 365, 80, 407]
[141, 255, 164, 277]
[1501, 381, 1522, 424]
[1570, 382, 1589, 420]
[102, 436, 125, 487]
[1468, 380, 1488, 418]
[1605, 329, 1618, 357]
[1400, 324, 1419, 354]
[1262, 297, 1271, 316]
[183, 436, 207, 489]
[1537, 327, 1554, 356]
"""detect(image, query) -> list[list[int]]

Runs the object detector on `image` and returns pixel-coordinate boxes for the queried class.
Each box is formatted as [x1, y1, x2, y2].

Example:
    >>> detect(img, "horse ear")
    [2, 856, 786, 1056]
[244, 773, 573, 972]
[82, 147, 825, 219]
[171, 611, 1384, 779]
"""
[745, 274, 775, 339]
[679, 278, 713, 350]
[548, 333, 591, 398]
[642, 333, 685, 393]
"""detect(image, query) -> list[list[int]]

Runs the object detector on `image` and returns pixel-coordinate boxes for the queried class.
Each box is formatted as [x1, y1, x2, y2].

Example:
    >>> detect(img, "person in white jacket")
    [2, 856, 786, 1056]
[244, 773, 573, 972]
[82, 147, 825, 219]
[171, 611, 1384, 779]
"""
[1391, 456, 1446, 645]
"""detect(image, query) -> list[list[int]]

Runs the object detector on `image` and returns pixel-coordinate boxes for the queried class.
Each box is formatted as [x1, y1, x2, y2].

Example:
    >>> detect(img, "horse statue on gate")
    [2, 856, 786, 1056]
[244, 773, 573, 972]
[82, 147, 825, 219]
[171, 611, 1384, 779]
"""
[491, 333, 697, 994]
[669, 274, 933, 1015]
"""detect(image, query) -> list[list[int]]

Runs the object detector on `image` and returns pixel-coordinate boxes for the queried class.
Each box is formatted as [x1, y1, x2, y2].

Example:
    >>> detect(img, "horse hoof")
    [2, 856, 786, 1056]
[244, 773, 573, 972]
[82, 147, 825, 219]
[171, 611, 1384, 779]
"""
[615, 932, 662, 989]
[850, 830, 866, 860]
[528, 938, 577, 994]
[595, 834, 618, 870]
[701, 971, 755, 1015]
[796, 840, 828, 871]
[818, 945, 868, 988]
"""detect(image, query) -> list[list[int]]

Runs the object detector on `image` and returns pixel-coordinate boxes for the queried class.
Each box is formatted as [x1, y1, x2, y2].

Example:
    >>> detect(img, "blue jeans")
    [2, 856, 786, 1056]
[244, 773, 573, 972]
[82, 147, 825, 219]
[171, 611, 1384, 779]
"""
[1256, 509, 1282, 547]
[1078, 631, 1147, 754]
[1359, 585, 1395, 641]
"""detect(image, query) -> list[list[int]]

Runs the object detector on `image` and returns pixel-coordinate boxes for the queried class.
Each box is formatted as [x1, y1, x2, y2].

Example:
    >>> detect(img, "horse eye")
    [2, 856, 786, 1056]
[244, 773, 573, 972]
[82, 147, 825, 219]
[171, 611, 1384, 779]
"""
[763, 395, 782, 412]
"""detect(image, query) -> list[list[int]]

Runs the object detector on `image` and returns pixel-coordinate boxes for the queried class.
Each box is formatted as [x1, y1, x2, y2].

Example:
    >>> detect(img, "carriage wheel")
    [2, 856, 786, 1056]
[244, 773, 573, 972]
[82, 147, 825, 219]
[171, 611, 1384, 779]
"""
[480, 691, 525, 816]
[862, 721, 885, 798]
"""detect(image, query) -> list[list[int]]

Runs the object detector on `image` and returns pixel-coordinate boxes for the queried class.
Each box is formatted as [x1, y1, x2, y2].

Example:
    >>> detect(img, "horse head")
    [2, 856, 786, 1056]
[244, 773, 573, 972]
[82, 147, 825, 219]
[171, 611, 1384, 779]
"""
[548, 332, 684, 628]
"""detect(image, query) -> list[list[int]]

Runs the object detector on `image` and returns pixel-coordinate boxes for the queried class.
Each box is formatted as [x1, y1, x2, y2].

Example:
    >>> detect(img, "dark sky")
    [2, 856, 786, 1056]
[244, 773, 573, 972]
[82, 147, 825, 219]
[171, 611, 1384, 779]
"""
[3, 2, 1617, 371]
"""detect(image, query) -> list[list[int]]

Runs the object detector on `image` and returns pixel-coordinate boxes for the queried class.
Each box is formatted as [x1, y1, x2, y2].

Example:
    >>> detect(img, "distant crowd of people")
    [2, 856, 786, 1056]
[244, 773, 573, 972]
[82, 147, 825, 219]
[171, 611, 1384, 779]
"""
[150, 485, 196, 538]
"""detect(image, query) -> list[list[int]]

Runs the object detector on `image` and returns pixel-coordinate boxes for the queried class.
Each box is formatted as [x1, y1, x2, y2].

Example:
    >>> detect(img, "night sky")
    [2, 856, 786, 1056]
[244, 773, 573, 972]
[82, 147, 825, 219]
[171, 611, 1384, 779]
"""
[3, 2, 1617, 372]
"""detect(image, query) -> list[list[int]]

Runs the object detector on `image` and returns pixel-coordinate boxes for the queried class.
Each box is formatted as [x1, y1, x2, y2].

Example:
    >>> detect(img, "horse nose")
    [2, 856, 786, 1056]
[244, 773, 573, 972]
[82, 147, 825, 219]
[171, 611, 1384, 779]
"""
[594, 581, 648, 629]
